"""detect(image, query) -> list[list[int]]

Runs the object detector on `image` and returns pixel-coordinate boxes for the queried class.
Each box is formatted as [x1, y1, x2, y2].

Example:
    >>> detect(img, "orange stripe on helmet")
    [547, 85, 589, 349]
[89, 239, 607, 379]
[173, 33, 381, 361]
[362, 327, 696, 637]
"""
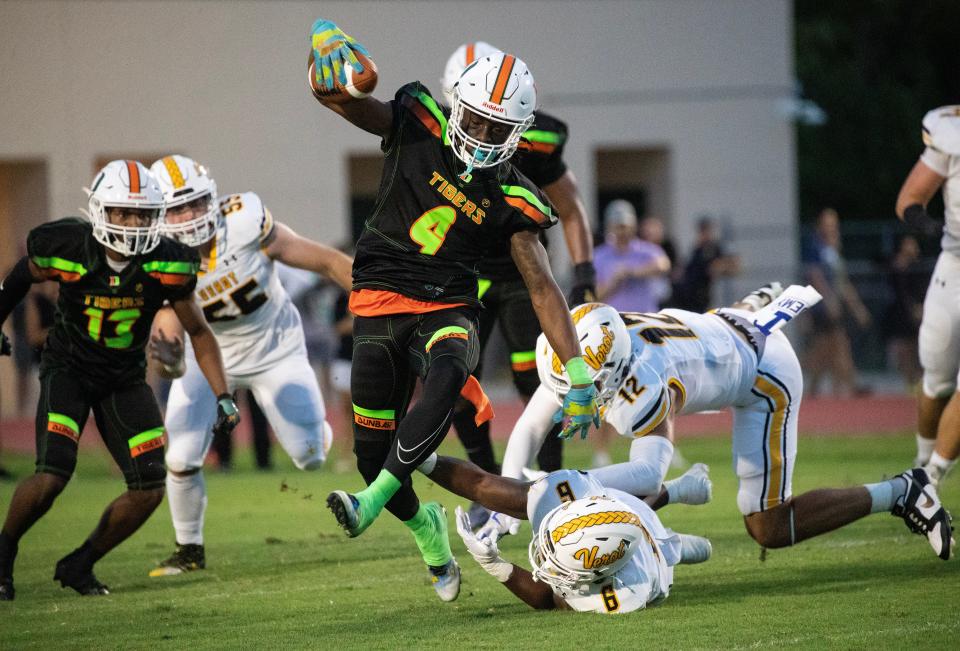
[465, 43, 476, 65]
[126, 160, 141, 193]
[489, 54, 515, 105]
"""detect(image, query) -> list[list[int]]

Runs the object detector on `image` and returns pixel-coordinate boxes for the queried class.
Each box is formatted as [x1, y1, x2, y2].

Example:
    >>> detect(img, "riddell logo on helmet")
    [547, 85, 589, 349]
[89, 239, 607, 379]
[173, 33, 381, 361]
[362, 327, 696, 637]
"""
[481, 101, 505, 114]
[127, 193, 147, 200]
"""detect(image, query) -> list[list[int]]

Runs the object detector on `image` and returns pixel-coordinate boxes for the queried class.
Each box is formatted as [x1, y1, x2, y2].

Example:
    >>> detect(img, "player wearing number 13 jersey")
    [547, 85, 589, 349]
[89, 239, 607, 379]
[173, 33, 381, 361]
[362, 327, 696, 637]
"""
[147, 154, 353, 577]
[308, 18, 599, 602]
[0, 160, 236, 601]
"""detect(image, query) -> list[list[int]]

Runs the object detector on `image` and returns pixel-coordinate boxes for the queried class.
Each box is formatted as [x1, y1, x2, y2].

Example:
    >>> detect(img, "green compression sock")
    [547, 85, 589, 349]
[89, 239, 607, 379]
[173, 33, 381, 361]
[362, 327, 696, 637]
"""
[405, 502, 452, 567]
[354, 470, 402, 521]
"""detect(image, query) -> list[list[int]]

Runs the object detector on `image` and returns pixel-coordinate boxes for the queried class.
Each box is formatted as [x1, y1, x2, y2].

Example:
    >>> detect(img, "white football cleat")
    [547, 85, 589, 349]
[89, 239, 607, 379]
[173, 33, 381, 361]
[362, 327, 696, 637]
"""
[665, 463, 712, 505]
[429, 558, 461, 602]
[892, 468, 954, 560]
[678, 534, 713, 564]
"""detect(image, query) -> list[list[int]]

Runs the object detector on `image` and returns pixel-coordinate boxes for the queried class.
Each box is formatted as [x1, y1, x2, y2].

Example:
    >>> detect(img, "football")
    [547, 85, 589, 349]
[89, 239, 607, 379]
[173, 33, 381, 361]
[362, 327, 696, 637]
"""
[307, 50, 378, 104]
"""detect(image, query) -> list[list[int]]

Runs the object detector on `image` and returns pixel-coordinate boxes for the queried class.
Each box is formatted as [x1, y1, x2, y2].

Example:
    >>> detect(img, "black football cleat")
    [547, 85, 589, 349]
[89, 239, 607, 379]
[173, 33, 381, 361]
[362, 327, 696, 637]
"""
[54, 550, 110, 596]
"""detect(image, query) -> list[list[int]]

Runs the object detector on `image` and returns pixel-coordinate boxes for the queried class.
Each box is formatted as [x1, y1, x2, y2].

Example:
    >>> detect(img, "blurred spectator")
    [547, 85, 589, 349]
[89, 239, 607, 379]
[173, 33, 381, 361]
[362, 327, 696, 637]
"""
[801, 207, 872, 396]
[637, 215, 677, 307]
[674, 215, 741, 312]
[883, 235, 926, 391]
[595, 200, 672, 312]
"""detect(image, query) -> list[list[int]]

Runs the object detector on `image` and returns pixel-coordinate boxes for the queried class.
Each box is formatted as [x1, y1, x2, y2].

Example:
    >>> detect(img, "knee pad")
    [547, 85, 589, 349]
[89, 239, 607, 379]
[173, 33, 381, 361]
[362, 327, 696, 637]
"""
[126, 447, 167, 490]
[36, 434, 79, 481]
[164, 434, 208, 474]
[425, 355, 470, 390]
[922, 370, 956, 400]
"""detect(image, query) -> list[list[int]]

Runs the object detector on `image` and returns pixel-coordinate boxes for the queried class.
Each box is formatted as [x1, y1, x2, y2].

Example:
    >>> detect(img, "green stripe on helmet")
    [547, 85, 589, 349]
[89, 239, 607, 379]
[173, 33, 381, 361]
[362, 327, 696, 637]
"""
[352, 404, 396, 419]
[48, 412, 80, 435]
[128, 427, 165, 449]
[425, 326, 468, 351]
[500, 185, 553, 216]
[31, 256, 88, 276]
[523, 130, 563, 145]
[142, 260, 199, 274]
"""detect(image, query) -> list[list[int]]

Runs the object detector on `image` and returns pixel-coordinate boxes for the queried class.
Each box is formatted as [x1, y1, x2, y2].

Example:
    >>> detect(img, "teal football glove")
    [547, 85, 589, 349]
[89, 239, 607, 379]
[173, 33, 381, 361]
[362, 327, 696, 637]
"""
[212, 393, 240, 438]
[310, 19, 370, 90]
[554, 384, 601, 440]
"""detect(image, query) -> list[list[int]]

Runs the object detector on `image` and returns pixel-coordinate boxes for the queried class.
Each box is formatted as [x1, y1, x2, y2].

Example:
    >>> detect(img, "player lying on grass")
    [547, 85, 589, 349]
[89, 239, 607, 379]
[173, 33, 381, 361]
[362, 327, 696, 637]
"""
[439, 42, 598, 523]
[308, 19, 599, 601]
[0, 161, 238, 601]
[146, 155, 354, 577]
[486, 286, 956, 560]
[414, 452, 712, 613]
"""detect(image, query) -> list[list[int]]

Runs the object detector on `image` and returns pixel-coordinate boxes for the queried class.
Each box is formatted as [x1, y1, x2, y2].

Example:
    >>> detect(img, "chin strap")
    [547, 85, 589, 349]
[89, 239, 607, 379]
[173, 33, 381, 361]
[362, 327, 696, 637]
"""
[458, 146, 488, 182]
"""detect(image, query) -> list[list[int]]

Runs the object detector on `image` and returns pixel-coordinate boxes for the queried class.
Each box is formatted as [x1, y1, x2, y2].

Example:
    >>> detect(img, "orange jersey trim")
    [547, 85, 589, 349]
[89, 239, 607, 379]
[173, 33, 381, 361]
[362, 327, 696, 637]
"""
[402, 94, 443, 139]
[460, 375, 494, 426]
[349, 289, 467, 317]
[504, 195, 550, 225]
[518, 140, 558, 155]
[148, 271, 193, 286]
[48, 422, 79, 442]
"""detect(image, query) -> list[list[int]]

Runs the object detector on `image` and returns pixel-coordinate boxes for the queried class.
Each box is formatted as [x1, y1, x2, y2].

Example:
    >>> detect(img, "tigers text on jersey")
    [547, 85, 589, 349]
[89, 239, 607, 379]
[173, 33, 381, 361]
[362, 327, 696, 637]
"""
[527, 469, 678, 614]
[27, 218, 199, 384]
[605, 309, 760, 438]
[921, 106, 960, 256]
[186, 192, 304, 375]
[478, 110, 569, 281]
[350, 82, 557, 306]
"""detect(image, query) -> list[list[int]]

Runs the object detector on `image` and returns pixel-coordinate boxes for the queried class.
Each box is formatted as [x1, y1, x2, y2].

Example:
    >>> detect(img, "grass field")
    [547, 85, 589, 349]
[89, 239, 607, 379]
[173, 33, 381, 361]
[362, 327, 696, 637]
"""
[1, 433, 958, 650]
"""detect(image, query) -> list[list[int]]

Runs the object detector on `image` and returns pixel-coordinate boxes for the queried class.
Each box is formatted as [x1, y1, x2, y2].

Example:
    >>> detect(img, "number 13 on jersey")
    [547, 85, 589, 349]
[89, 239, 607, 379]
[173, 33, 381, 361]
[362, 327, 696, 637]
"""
[409, 206, 457, 255]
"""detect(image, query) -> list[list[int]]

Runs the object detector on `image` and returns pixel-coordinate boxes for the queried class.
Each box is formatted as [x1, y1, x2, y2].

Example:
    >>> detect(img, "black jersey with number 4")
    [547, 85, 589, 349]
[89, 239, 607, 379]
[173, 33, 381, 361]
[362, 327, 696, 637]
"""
[478, 110, 570, 282]
[351, 82, 557, 307]
[27, 218, 200, 384]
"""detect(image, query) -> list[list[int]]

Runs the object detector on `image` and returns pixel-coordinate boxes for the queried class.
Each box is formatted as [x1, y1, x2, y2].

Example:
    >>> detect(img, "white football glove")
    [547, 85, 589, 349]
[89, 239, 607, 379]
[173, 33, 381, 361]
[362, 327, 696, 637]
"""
[475, 511, 521, 542]
[454, 506, 514, 582]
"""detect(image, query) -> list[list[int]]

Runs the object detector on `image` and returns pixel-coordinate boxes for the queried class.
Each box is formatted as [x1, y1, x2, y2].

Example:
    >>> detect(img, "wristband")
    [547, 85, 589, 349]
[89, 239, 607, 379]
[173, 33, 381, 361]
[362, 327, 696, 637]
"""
[417, 452, 438, 476]
[572, 261, 596, 288]
[565, 356, 592, 386]
[480, 557, 515, 583]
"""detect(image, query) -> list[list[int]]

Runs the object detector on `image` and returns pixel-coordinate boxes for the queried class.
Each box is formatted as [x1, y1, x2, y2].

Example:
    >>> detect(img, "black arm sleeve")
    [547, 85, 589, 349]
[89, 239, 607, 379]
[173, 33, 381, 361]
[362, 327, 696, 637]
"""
[0, 257, 36, 325]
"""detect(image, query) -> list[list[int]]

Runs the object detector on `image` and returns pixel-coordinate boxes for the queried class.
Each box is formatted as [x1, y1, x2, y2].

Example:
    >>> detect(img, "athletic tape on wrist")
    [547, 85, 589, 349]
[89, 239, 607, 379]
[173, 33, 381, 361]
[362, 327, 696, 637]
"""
[565, 356, 592, 386]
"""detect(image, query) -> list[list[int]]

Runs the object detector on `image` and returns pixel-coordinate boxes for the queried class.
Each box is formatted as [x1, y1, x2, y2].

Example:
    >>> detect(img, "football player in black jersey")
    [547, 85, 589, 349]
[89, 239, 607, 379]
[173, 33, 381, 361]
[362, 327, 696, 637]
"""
[309, 19, 600, 601]
[0, 161, 238, 601]
[440, 43, 596, 512]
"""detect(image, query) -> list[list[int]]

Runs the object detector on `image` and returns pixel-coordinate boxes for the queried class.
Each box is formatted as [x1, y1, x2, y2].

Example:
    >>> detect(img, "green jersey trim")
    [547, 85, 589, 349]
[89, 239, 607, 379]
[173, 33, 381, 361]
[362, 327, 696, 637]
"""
[352, 404, 396, 420]
[32, 256, 88, 277]
[523, 130, 564, 145]
[142, 260, 199, 275]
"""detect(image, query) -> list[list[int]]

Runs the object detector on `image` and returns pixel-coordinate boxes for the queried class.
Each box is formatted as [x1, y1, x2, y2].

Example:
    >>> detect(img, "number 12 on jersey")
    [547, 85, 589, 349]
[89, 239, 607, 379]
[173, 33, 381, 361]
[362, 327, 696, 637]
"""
[409, 206, 457, 255]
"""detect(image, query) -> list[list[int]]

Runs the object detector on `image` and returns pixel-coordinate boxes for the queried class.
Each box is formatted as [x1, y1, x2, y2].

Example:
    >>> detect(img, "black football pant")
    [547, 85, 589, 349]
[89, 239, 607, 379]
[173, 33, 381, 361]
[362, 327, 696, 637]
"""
[351, 307, 479, 521]
[450, 278, 563, 474]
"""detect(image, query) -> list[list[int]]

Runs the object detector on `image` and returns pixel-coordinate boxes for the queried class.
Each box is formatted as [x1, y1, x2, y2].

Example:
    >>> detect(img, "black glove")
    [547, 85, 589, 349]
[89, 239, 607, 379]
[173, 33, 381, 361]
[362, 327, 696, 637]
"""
[903, 204, 942, 238]
[568, 261, 597, 305]
[212, 393, 240, 437]
[0, 332, 10, 357]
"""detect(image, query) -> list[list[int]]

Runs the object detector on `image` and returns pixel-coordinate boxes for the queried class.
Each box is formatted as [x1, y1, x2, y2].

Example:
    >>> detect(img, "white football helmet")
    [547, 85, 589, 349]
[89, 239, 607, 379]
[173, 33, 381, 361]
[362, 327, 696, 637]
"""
[150, 155, 220, 247]
[441, 41, 502, 107]
[84, 160, 165, 256]
[449, 52, 536, 171]
[529, 495, 645, 591]
[536, 303, 634, 409]
[922, 105, 960, 156]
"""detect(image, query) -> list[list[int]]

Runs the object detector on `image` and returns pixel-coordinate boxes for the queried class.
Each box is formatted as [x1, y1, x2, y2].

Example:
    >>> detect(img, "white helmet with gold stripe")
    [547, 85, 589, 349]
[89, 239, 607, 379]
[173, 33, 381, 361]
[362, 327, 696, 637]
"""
[536, 303, 633, 410]
[528, 495, 644, 591]
[449, 52, 536, 171]
[84, 160, 165, 256]
[150, 154, 220, 247]
[441, 41, 502, 107]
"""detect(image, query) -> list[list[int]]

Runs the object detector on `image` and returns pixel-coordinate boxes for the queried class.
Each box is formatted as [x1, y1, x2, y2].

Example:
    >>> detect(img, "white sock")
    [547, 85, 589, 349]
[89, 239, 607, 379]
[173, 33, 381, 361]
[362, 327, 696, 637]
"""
[914, 434, 936, 466]
[866, 477, 908, 514]
[589, 437, 673, 496]
[167, 471, 207, 545]
[926, 451, 957, 483]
